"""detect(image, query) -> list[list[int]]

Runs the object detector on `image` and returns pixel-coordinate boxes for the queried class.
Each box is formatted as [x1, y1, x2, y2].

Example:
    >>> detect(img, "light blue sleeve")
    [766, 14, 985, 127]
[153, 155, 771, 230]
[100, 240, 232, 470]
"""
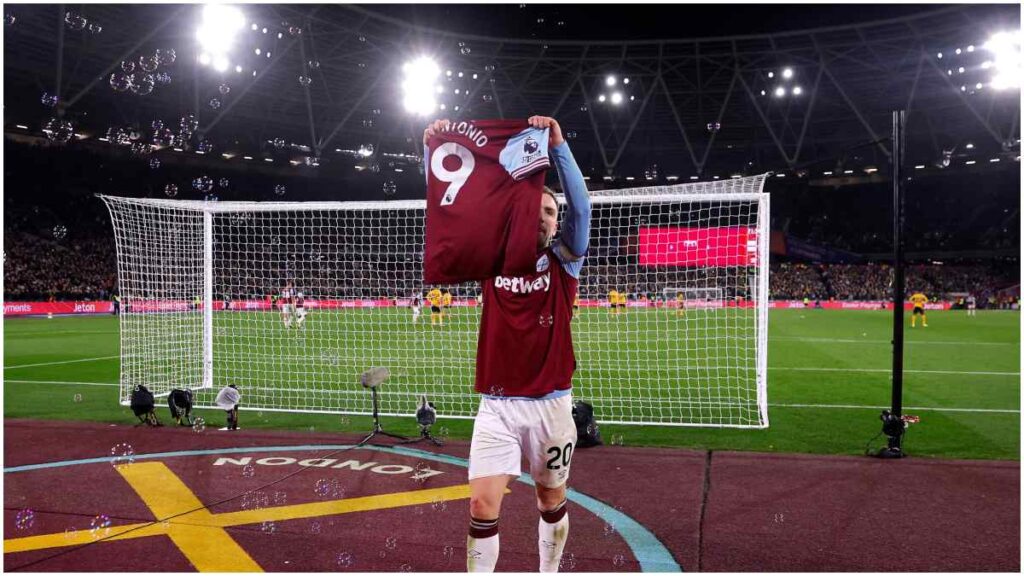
[550, 142, 591, 279]
[499, 127, 551, 180]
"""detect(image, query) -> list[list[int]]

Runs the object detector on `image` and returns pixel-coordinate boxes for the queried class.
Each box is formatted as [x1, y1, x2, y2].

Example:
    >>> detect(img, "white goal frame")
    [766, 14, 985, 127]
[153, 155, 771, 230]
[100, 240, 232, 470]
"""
[100, 174, 769, 428]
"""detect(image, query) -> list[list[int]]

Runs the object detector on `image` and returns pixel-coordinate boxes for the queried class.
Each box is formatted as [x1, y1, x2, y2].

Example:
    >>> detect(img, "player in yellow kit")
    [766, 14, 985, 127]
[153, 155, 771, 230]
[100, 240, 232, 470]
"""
[441, 290, 453, 321]
[616, 291, 628, 314]
[608, 289, 620, 315]
[572, 293, 580, 318]
[427, 288, 443, 326]
[676, 292, 686, 317]
[909, 292, 929, 327]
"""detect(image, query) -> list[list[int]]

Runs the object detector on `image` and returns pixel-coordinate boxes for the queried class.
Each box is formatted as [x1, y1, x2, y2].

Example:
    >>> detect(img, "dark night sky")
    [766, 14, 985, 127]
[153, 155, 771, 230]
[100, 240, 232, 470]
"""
[360, 4, 955, 41]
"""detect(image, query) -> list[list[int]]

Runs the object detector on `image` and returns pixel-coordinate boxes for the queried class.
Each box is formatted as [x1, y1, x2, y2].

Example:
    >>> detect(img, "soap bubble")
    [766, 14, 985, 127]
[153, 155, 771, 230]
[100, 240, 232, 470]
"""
[242, 463, 255, 477]
[40, 92, 58, 107]
[131, 74, 155, 96]
[148, 158, 161, 169]
[155, 72, 172, 85]
[4, 14, 15, 26]
[309, 521, 322, 534]
[308, 60, 320, 69]
[460, 46, 471, 55]
[412, 461, 430, 483]
[196, 140, 214, 153]
[218, 177, 229, 188]
[218, 83, 231, 95]
[485, 64, 495, 72]
[138, 55, 159, 73]
[537, 17, 546, 24]
[372, 108, 382, 115]
[399, 564, 413, 572]
[209, 98, 221, 109]
[612, 554, 625, 567]
[610, 434, 624, 446]
[164, 184, 178, 197]
[357, 35, 366, 42]
[89, 514, 112, 539]
[442, 545, 455, 563]
[192, 417, 206, 433]
[260, 521, 276, 534]
[110, 442, 135, 467]
[272, 138, 286, 149]
[121, 59, 135, 74]
[87, 23, 101, 34]
[482, 94, 493, 102]
[336, 552, 354, 568]
[43, 118, 74, 143]
[431, 496, 448, 512]
[73, 393, 83, 402]
[151, 120, 164, 131]
[180, 114, 198, 134]
[155, 48, 176, 65]
[193, 175, 214, 193]
[706, 122, 721, 133]
[603, 522, 616, 537]
[64, 12, 87, 30]
[580, 104, 588, 112]
[64, 527, 78, 540]
[298, 75, 312, 87]
[15, 509, 35, 530]
[559, 552, 577, 571]
[288, 25, 302, 36]
[384, 536, 397, 550]
[273, 184, 286, 196]
[52, 225, 68, 240]
[567, 130, 577, 139]
[383, 181, 397, 196]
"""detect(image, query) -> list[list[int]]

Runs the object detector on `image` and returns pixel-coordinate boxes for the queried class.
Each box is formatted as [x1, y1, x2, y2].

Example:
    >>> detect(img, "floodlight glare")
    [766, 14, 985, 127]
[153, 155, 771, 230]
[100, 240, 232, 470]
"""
[197, 4, 245, 56]
[623, 77, 630, 84]
[937, 52, 943, 58]
[792, 86, 802, 95]
[782, 68, 793, 79]
[401, 56, 442, 116]
[767, 71, 774, 79]
[598, 94, 606, 102]
[606, 75, 617, 86]
[611, 92, 623, 104]
[774, 86, 785, 97]
[198, 52, 211, 66]
[213, 55, 229, 72]
[235, 65, 242, 73]
[984, 31, 1023, 90]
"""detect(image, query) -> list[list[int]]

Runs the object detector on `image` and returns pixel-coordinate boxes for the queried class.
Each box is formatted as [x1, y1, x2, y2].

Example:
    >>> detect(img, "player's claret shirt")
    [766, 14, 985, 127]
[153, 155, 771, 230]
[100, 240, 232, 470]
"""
[424, 119, 551, 284]
[910, 293, 928, 307]
[476, 248, 579, 397]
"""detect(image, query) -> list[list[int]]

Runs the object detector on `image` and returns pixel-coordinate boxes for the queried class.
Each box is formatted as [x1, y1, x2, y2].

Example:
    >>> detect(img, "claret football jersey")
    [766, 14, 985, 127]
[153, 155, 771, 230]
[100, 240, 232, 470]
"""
[423, 119, 551, 284]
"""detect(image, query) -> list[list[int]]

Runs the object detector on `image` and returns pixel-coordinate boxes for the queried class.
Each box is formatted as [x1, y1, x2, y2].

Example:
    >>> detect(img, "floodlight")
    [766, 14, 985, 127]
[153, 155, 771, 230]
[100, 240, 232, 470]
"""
[255, 48, 261, 55]
[611, 92, 623, 104]
[767, 71, 774, 78]
[235, 65, 242, 73]
[966, 143, 974, 149]
[606, 75, 617, 86]
[782, 68, 793, 79]
[984, 31, 1022, 90]
[774, 86, 785, 97]
[792, 86, 802, 95]
[598, 94, 606, 102]
[401, 56, 442, 116]
[213, 56, 229, 72]
[196, 4, 245, 56]
[937, 52, 943, 58]
[198, 52, 211, 66]
[623, 77, 630, 84]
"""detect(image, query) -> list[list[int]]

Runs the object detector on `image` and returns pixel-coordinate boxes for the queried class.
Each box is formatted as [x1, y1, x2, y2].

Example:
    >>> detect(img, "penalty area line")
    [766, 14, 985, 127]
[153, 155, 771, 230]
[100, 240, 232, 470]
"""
[4, 379, 119, 387]
[770, 366, 1019, 376]
[773, 403, 1018, 414]
[4, 355, 119, 370]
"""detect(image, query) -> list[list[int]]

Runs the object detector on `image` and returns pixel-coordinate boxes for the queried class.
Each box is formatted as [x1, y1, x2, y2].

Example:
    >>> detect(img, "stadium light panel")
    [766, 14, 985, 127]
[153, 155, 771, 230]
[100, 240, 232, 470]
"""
[198, 52, 211, 66]
[823, 171, 833, 175]
[598, 94, 607, 103]
[937, 52, 943, 58]
[792, 86, 802, 95]
[611, 92, 623, 104]
[914, 165, 926, 169]
[196, 4, 245, 58]
[985, 30, 1022, 90]
[767, 71, 774, 78]
[689, 176, 699, 180]
[966, 143, 974, 149]
[213, 55, 229, 72]
[965, 160, 976, 165]
[401, 56, 441, 116]
[774, 86, 785, 97]
[625, 176, 635, 181]
[606, 75, 617, 86]
[782, 68, 793, 79]
[623, 77, 630, 84]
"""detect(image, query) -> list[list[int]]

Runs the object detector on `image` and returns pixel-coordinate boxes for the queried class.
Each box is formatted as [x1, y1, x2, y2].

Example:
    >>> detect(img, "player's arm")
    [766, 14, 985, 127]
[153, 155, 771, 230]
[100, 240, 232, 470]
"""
[529, 117, 591, 260]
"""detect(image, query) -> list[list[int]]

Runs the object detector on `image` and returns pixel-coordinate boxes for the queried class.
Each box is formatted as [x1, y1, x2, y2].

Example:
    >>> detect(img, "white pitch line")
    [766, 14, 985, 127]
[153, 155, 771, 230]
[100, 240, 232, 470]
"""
[770, 366, 1019, 376]
[3, 355, 119, 370]
[773, 403, 1019, 414]
[773, 336, 1018, 346]
[3, 379, 119, 387]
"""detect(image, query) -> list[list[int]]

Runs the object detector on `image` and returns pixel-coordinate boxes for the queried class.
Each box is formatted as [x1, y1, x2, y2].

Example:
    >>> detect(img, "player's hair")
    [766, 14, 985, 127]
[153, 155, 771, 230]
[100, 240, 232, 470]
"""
[542, 186, 557, 201]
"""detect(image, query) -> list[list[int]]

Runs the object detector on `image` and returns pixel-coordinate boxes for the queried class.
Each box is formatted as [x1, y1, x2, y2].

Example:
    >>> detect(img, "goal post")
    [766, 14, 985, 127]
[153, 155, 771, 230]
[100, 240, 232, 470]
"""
[99, 173, 769, 428]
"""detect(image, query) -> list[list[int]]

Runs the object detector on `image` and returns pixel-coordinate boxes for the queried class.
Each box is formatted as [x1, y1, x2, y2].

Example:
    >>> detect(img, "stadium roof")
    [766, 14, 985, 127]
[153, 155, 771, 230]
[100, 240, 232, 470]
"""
[3, 3, 1020, 180]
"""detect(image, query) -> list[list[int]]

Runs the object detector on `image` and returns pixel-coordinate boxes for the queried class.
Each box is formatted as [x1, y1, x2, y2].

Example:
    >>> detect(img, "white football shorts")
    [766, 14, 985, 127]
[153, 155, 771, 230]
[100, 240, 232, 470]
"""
[468, 393, 577, 489]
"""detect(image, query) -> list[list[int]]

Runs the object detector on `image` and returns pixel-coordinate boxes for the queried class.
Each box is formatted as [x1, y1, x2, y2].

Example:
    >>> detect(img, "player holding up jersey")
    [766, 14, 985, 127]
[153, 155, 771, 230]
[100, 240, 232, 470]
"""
[280, 281, 295, 328]
[909, 291, 929, 327]
[427, 287, 443, 326]
[424, 115, 590, 573]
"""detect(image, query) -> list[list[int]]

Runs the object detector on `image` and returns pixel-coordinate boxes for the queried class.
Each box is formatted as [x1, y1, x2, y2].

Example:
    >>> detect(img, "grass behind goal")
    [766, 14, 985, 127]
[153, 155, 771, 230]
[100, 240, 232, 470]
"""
[4, 309, 1019, 460]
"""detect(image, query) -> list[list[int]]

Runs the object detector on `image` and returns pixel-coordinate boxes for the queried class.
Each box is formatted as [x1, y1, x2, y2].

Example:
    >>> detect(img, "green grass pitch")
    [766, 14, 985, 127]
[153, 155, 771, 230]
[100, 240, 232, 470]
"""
[4, 309, 1019, 460]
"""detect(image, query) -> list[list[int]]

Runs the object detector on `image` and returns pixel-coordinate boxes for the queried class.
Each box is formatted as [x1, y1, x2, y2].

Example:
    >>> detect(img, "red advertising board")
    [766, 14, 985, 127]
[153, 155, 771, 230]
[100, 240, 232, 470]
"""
[639, 227, 758, 267]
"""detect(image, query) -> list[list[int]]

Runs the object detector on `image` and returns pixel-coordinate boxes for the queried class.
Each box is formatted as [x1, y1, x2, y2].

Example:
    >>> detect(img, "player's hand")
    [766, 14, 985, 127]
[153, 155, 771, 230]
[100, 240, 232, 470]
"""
[423, 119, 450, 146]
[527, 116, 564, 148]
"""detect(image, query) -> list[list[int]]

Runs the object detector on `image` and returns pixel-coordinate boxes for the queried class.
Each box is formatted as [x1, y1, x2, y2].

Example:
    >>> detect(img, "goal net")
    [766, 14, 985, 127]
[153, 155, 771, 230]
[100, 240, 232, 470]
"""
[100, 174, 769, 428]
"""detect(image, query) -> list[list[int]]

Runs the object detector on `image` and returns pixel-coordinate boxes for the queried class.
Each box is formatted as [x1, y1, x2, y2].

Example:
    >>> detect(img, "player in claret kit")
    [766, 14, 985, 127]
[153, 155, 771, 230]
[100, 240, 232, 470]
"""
[424, 116, 591, 573]
[280, 281, 295, 328]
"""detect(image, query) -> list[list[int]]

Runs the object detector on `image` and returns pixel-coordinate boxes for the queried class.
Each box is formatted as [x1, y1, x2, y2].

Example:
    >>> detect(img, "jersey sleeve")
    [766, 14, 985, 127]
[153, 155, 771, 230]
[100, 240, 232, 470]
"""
[498, 127, 551, 181]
